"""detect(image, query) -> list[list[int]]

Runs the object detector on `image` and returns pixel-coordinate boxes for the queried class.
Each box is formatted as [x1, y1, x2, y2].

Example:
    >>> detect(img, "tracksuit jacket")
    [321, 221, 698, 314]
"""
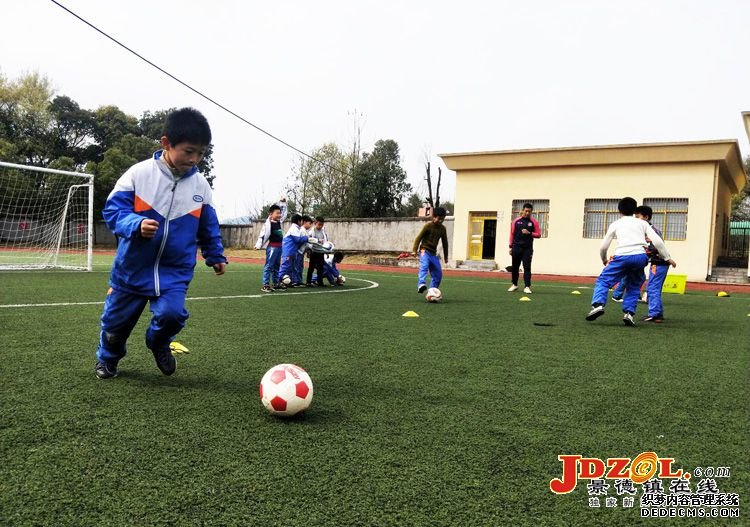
[102, 150, 226, 296]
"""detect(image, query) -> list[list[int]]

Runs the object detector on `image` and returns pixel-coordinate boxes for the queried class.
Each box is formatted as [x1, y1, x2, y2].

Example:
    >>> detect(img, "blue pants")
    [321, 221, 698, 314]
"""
[646, 264, 670, 317]
[591, 254, 648, 314]
[294, 252, 305, 284]
[278, 253, 295, 282]
[418, 251, 442, 289]
[262, 246, 282, 285]
[97, 287, 189, 363]
[317, 262, 340, 284]
[611, 276, 628, 299]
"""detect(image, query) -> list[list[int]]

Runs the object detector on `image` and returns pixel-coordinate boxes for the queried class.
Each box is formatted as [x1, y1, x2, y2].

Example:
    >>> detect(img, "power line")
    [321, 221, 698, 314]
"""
[48, 0, 345, 174]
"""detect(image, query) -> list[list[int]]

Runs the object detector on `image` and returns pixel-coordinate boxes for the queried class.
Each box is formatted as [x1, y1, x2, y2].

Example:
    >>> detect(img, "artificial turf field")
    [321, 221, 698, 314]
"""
[1, 257, 748, 526]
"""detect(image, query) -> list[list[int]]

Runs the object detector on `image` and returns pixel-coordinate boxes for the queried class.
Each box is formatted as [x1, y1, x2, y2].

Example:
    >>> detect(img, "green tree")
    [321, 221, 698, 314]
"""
[730, 155, 750, 220]
[350, 139, 411, 217]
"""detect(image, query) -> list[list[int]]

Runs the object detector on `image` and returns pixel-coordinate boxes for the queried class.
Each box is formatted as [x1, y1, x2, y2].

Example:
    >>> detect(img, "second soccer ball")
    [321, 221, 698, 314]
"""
[426, 287, 442, 302]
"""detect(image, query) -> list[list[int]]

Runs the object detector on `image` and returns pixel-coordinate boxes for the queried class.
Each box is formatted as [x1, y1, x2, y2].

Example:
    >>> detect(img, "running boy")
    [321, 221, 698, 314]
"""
[412, 207, 449, 293]
[95, 108, 226, 379]
[586, 197, 675, 326]
[255, 198, 287, 293]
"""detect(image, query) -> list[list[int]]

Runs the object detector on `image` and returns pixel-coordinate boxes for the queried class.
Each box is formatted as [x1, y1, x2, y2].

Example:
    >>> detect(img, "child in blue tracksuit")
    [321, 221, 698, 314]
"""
[586, 198, 675, 327]
[637, 206, 671, 322]
[412, 207, 449, 293]
[278, 214, 315, 287]
[254, 199, 287, 292]
[94, 108, 227, 379]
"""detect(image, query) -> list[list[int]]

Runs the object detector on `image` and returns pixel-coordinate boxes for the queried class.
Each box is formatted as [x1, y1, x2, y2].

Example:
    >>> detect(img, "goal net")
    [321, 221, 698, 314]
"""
[0, 161, 93, 271]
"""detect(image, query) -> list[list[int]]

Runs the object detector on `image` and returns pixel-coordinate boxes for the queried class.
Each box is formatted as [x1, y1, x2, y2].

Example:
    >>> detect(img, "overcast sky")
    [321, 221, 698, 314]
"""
[3, 0, 750, 220]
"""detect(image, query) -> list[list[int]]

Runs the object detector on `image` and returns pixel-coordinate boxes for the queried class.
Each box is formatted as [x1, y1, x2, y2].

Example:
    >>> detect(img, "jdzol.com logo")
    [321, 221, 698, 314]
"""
[549, 452, 684, 494]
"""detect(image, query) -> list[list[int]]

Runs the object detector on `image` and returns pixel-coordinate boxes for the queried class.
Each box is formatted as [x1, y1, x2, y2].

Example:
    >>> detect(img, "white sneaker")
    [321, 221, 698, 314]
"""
[507, 285, 518, 292]
[585, 305, 605, 321]
[623, 313, 636, 327]
[523, 287, 532, 294]
[612, 297, 623, 303]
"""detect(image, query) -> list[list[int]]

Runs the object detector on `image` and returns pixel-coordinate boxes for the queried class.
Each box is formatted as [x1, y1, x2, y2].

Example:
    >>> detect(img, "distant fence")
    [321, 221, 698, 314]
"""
[95, 217, 455, 257]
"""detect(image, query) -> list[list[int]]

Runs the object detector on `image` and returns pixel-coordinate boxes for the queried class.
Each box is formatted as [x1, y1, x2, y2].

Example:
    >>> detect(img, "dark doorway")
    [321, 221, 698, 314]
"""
[482, 219, 496, 259]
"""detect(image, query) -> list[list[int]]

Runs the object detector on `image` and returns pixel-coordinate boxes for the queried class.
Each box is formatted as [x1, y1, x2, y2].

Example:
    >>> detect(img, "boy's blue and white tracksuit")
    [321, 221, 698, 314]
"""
[278, 224, 310, 283]
[96, 151, 226, 364]
[255, 201, 288, 286]
[294, 226, 310, 284]
[591, 216, 670, 315]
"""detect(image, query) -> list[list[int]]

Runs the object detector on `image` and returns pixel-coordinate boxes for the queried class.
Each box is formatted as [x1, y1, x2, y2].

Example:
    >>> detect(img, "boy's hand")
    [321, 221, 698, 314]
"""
[213, 263, 227, 275]
[508, 249, 513, 256]
[140, 219, 159, 238]
[667, 259, 677, 268]
[521, 228, 530, 234]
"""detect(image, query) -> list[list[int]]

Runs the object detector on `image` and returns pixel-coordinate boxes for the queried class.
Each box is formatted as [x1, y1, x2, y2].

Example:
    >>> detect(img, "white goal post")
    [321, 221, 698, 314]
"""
[0, 161, 94, 271]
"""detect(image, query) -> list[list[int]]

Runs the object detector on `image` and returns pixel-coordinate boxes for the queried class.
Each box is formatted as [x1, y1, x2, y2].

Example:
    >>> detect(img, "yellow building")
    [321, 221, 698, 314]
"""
[440, 141, 747, 282]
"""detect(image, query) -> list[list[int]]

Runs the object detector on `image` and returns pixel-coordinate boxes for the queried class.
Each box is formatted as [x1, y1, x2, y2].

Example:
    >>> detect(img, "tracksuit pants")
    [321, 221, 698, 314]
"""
[646, 264, 670, 317]
[418, 250, 442, 289]
[97, 286, 188, 364]
[511, 245, 533, 287]
[591, 253, 648, 314]
[262, 245, 282, 286]
[307, 252, 325, 285]
[278, 254, 295, 282]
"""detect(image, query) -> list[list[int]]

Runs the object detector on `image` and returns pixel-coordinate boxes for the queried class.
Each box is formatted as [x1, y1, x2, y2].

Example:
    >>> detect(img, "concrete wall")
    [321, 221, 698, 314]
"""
[95, 217, 454, 258]
[451, 162, 719, 281]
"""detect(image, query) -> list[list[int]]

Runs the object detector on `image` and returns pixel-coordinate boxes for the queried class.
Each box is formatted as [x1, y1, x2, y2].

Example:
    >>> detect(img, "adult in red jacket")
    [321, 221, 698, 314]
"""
[508, 203, 541, 294]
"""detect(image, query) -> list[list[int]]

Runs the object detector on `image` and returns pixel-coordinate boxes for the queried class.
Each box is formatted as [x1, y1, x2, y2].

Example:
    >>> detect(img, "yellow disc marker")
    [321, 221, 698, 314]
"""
[519, 296, 531, 302]
[170, 342, 190, 355]
[402, 311, 420, 318]
[717, 291, 730, 298]
[571, 290, 582, 295]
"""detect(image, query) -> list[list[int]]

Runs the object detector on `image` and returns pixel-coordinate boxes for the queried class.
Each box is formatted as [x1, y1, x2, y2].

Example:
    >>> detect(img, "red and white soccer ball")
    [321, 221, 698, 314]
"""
[426, 287, 442, 302]
[259, 364, 314, 417]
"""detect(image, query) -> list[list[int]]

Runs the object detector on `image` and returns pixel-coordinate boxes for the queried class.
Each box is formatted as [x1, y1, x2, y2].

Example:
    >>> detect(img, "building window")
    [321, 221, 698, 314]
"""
[643, 198, 688, 241]
[582, 199, 620, 238]
[511, 200, 549, 237]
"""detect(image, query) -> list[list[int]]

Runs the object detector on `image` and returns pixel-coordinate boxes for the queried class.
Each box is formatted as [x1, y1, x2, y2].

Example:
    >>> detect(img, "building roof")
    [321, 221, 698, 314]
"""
[440, 140, 747, 193]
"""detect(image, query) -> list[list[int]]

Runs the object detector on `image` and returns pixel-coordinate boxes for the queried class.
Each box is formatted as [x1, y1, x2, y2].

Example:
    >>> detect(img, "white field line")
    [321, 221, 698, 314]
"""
[0, 278, 379, 309]
[342, 271, 592, 290]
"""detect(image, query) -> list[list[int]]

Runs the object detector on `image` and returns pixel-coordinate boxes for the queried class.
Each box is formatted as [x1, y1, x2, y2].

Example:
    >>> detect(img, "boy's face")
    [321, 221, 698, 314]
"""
[314, 221, 324, 230]
[270, 209, 282, 221]
[635, 212, 644, 220]
[303, 220, 313, 229]
[432, 215, 445, 224]
[161, 137, 206, 175]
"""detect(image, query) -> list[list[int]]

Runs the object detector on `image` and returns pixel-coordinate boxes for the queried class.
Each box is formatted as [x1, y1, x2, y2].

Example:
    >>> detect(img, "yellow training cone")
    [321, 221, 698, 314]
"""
[170, 342, 190, 354]
[571, 290, 582, 295]
[717, 291, 730, 297]
[519, 296, 531, 302]
[402, 311, 420, 317]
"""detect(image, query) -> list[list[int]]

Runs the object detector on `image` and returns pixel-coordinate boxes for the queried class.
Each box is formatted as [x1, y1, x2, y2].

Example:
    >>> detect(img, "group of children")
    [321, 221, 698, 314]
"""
[586, 197, 677, 326]
[255, 203, 345, 293]
[92, 107, 678, 381]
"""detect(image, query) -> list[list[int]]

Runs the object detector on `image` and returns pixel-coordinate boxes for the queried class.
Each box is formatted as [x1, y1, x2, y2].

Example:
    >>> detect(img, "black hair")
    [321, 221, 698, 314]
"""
[433, 207, 447, 218]
[315, 216, 325, 223]
[333, 251, 344, 263]
[523, 203, 534, 210]
[162, 107, 212, 146]
[290, 213, 302, 225]
[635, 205, 653, 221]
[301, 215, 313, 223]
[269, 204, 281, 214]
[618, 197, 637, 215]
